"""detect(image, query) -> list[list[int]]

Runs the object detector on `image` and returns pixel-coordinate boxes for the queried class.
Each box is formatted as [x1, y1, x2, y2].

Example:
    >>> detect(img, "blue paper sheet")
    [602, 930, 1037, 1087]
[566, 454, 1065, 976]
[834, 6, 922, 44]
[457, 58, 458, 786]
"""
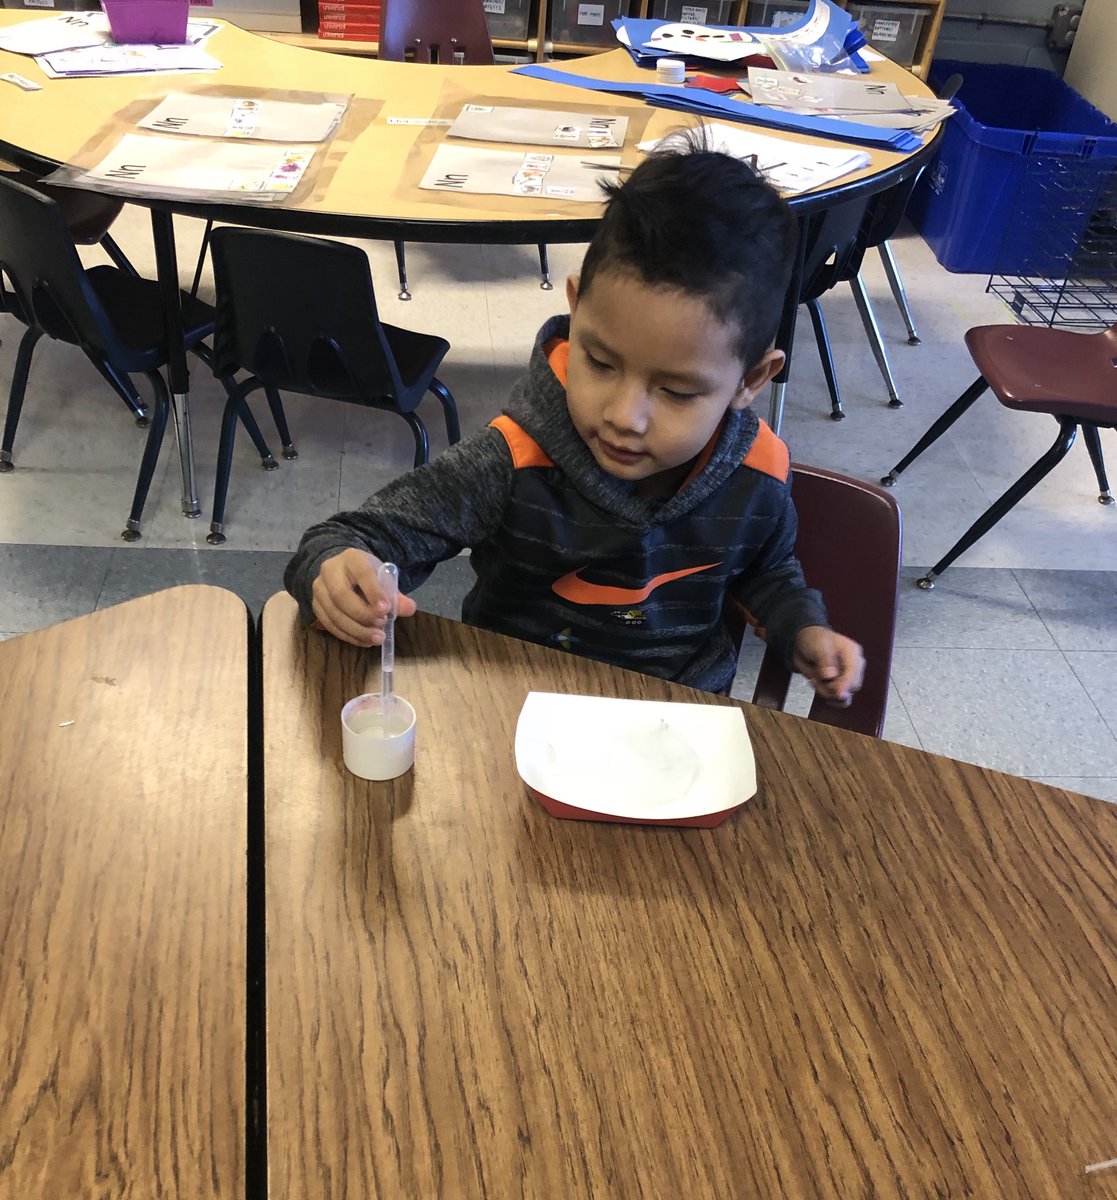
[511, 64, 923, 154]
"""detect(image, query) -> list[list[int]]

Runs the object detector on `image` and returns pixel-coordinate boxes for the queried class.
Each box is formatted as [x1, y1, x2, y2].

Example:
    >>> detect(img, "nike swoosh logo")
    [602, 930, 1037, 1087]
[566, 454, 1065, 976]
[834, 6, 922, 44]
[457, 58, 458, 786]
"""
[551, 562, 721, 606]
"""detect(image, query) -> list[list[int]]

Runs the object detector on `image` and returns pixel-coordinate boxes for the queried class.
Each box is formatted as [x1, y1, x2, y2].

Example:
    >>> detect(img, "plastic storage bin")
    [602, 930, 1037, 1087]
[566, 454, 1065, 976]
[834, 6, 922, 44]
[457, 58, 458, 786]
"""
[908, 59, 1117, 275]
[846, 2, 923, 67]
[746, 0, 807, 27]
[550, 0, 629, 46]
[652, 0, 736, 24]
[102, 0, 189, 41]
[483, 0, 532, 40]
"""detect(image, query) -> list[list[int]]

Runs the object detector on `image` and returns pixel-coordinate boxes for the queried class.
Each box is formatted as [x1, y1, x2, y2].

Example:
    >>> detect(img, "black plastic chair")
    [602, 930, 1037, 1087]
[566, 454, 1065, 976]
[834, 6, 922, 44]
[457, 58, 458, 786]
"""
[206, 226, 460, 544]
[726, 464, 902, 739]
[379, 0, 552, 300]
[0, 174, 276, 540]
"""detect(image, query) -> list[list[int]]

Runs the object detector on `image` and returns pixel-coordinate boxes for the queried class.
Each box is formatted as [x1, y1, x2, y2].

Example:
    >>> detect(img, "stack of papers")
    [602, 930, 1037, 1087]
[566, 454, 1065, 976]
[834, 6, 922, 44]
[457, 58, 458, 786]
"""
[138, 92, 347, 141]
[0, 11, 221, 77]
[747, 68, 955, 133]
[640, 122, 870, 196]
[419, 144, 621, 202]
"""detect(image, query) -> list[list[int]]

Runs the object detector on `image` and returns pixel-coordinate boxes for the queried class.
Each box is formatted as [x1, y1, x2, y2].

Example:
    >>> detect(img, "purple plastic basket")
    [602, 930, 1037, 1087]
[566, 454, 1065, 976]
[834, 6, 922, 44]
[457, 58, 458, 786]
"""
[101, 0, 189, 43]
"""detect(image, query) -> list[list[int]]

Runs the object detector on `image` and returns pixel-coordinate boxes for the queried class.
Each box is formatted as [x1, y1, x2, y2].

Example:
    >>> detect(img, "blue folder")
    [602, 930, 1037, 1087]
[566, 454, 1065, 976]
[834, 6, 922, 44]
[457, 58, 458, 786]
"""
[511, 65, 923, 154]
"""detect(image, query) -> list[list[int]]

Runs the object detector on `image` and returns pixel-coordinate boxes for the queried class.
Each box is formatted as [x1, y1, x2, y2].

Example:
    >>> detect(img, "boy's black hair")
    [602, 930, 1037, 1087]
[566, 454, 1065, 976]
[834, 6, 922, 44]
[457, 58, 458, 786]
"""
[578, 131, 797, 370]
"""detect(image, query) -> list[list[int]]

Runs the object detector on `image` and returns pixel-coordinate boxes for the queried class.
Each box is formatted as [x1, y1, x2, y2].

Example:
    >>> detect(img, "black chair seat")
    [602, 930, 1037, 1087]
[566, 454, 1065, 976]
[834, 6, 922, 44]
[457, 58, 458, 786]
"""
[86, 266, 215, 370]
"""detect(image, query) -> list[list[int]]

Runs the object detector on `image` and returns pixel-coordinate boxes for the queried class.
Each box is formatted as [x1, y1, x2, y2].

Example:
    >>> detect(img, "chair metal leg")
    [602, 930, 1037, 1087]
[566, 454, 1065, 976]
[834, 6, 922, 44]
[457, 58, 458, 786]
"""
[917, 418, 1079, 588]
[878, 240, 920, 344]
[881, 375, 990, 486]
[90, 357, 148, 425]
[121, 371, 171, 541]
[428, 377, 460, 444]
[404, 411, 430, 467]
[99, 232, 141, 278]
[394, 240, 411, 301]
[235, 395, 279, 470]
[767, 380, 788, 435]
[0, 326, 43, 472]
[805, 297, 844, 420]
[189, 219, 214, 301]
[850, 272, 903, 407]
[264, 385, 298, 459]
[207, 384, 255, 545]
[1082, 423, 1114, 505]
[537, 243, 553, 291]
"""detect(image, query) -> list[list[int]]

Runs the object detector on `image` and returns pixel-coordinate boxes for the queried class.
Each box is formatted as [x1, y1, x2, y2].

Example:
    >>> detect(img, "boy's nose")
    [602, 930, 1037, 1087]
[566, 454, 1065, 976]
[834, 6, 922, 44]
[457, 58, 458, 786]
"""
[603, 380, 651, 434]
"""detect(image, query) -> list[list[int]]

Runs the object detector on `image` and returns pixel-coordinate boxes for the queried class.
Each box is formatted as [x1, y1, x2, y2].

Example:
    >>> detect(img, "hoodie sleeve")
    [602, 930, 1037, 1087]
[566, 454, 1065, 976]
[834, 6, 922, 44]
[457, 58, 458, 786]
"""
[729, 487, 829, 667]
[284, 426, 515, 624]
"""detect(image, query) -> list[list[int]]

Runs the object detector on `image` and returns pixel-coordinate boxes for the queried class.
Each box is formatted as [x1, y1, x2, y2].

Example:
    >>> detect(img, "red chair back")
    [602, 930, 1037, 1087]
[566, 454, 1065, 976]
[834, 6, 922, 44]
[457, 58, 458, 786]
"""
[746, 464, 902, 739]
[379, 0, 495, 64]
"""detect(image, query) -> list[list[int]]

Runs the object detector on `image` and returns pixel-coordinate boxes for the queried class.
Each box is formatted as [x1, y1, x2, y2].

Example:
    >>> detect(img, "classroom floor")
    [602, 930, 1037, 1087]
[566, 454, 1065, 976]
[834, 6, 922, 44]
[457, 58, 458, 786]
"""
[1, 205, 1115, 801]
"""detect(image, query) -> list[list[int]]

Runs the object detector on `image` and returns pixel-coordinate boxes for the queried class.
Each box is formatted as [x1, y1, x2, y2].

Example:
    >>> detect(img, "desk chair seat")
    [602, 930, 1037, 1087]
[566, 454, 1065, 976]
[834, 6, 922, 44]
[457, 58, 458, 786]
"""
[206, 226, 460, 544]
[728, 464, 902, 739]
[881, 322, 1116, 588]
[380, 0, 553, 301]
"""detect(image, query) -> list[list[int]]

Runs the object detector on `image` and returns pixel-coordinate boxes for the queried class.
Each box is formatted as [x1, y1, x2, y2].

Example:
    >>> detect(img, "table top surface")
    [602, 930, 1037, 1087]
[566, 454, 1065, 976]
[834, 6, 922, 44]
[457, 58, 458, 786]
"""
[261, 592, 1117, 1199]
[0, 14, 940, 237]
[0, 585, 249, 1199]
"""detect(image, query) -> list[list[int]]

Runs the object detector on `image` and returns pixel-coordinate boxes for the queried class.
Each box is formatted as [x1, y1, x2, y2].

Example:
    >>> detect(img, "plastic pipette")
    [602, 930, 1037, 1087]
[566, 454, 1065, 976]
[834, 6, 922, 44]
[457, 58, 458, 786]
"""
[378, 561, 399, 702]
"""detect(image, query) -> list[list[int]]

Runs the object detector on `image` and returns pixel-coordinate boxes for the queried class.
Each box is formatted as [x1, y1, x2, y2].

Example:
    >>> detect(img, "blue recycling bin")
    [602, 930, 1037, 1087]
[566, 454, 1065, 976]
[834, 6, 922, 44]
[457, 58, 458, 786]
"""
[908, 59, 1117, 276]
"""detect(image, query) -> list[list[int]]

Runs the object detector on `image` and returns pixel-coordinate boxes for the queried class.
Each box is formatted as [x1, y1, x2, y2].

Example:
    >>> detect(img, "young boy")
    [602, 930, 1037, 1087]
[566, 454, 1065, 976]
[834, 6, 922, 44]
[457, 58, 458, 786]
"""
[285, 144, 864, 701]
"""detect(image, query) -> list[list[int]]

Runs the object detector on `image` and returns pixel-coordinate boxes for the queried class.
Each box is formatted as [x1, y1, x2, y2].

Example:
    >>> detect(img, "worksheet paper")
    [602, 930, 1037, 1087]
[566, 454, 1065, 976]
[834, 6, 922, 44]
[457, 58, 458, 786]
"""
[641, 122, 869, 195]
[67, 132, 316, 200]
[36, 42, 221, 78]
[0, 11, 219, 55]
[447, 104, 629, 150]
[419, 143, 621, 202]
[138, 93, 347, 141]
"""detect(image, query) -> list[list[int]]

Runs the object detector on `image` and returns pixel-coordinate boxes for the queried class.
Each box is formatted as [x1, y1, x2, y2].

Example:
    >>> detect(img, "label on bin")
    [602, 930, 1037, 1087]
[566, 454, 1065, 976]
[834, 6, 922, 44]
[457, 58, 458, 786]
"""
[483, 0, 506, 12]
[869, 17, 900, 41]
[681, 5, 708, 21]
[578, 3, 605, 25]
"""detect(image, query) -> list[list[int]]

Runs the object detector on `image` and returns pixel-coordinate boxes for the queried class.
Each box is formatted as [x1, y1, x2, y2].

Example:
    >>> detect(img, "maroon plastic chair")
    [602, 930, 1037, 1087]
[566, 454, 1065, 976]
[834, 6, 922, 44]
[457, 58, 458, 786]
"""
[881, 322, 1116, 588]
[728, 463, 902, 739]
[378, 0, 552, 300]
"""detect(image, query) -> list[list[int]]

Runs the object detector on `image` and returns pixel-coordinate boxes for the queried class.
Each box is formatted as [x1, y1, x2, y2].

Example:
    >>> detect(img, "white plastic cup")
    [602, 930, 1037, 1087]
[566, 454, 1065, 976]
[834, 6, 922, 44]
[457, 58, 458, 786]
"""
[341, 693, 416, 781]
[656, 58, 686, 85]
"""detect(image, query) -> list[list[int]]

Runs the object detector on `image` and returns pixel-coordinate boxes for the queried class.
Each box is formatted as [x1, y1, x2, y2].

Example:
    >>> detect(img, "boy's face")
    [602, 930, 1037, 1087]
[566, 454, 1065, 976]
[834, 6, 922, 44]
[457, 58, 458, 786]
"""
[564, 270, 782, 487]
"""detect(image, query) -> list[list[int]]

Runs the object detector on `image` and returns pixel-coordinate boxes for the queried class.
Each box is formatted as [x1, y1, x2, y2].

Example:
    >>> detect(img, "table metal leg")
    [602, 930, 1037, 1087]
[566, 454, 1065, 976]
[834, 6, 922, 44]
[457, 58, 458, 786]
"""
[150, 209, 201, 518]
[767, 215, 808, 437]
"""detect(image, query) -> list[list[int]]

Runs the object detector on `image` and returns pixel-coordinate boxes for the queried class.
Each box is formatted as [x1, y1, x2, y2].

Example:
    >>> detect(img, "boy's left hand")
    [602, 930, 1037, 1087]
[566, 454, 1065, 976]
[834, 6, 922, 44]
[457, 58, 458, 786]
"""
[791, 626, 865, 707]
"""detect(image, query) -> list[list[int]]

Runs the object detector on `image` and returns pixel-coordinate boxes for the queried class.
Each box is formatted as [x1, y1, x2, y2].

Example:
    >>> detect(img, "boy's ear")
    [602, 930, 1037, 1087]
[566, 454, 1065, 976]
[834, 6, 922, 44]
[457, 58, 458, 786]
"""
[565, 274, 580, 316]
[729, 349, 785, 410]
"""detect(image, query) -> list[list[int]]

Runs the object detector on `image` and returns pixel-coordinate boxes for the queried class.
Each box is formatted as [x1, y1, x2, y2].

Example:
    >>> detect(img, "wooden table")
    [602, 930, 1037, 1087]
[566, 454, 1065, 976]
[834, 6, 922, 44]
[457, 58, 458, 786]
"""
[261, 593, 1117, 1199]
[0, 586, 249, 1199]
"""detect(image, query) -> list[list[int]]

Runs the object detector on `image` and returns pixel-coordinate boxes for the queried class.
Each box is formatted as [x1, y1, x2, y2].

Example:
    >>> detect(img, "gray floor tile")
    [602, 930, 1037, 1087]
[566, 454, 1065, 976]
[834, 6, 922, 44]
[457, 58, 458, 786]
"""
[890, 647, 1117, 777]
[882, 687, 922, 749]
[894, 567, 1055, 650]
[97, 546, 289, 618]
[1063, 652, 1117, 740]
[0, 544, 113, 633]
[1032, 778, 1117, 804]
[1013, 570, 1117, 652]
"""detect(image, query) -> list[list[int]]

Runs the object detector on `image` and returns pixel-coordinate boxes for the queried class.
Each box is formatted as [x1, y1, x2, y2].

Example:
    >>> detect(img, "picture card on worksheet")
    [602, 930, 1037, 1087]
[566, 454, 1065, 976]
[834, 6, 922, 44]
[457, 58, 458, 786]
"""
[419, 143, 621, 202]
[65, 132, 317, 201]
[447, 104, 629, 150]
[138, 92, 349, 142]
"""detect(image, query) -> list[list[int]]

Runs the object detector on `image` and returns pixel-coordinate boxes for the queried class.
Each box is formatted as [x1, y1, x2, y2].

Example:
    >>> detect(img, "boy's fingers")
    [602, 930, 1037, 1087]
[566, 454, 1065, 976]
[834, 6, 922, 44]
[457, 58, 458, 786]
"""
[312, 587, 376, 647]
[397, 592, 418, 618]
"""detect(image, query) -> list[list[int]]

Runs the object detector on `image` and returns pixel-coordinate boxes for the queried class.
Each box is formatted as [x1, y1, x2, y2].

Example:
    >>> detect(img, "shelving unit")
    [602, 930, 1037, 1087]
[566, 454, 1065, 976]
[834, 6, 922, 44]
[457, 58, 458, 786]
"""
[266, 0, 946, 78]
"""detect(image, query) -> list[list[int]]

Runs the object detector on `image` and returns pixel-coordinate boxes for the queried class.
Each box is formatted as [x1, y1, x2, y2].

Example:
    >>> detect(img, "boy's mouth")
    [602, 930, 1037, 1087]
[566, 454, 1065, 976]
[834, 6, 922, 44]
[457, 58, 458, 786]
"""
[596, 437, 647, 466]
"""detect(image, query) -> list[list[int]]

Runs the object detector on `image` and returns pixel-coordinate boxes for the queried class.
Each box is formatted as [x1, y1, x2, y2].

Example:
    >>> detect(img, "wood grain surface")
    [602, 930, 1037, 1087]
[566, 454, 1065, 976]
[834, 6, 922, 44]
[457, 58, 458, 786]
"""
[262, 593, 1117, 1199]
[0, 586, 248, 1200]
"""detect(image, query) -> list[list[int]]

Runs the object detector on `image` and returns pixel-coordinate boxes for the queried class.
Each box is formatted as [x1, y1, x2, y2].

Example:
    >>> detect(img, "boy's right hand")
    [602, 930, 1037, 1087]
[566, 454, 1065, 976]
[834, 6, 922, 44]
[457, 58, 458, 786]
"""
[311, 548, 417, 647]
